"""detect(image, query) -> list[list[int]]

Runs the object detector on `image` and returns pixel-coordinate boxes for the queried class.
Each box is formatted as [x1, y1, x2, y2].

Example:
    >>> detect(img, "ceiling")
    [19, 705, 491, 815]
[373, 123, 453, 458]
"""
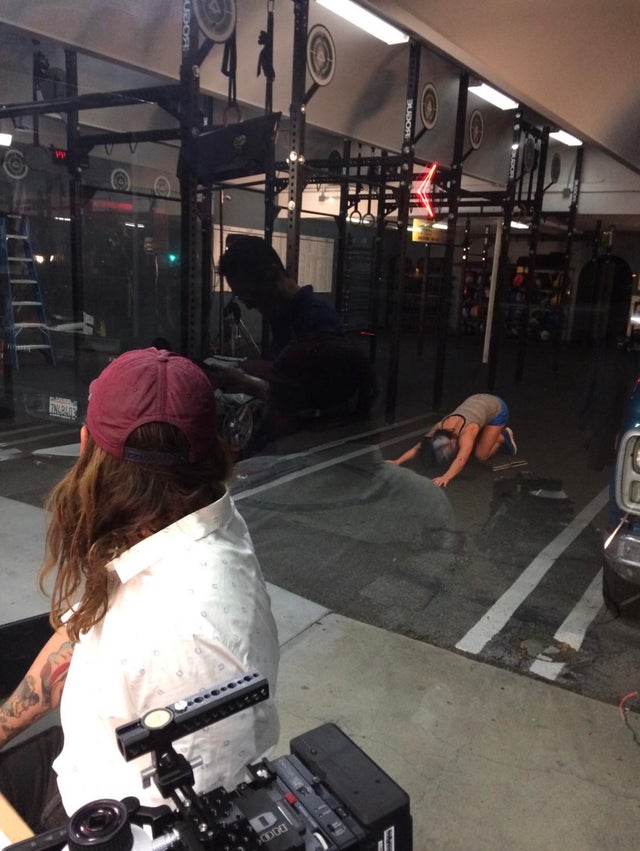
[369, 0, 640, 173]
[363, 1, 640, 236]
[0, 1, 638, 235]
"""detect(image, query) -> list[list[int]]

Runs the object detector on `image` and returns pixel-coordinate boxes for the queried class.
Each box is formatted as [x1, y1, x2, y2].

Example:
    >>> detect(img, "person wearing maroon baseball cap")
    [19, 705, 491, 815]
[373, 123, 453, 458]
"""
[85, 346, 219, 465]
[0, 348, 280, 831]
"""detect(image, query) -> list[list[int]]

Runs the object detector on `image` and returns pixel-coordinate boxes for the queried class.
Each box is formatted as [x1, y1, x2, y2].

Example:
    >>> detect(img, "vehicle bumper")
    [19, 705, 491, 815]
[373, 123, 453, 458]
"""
[605, 528, 640, 583]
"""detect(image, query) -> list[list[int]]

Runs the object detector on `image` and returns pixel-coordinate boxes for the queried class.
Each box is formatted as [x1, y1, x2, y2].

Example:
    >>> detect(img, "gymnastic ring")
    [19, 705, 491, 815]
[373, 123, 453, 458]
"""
[349, 210, 362, 225]
[362, 212, 375, 226]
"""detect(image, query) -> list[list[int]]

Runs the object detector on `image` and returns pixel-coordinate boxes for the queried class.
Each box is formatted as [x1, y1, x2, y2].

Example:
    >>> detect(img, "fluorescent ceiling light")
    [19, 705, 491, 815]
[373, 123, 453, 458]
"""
[432, 222, 448, 230]
[0, 132, 12, 147]
[469, 83, 518, 111]
[510, 220, 529, 230]
[316, 0, 409, 45]
[549, 130, 582, 147]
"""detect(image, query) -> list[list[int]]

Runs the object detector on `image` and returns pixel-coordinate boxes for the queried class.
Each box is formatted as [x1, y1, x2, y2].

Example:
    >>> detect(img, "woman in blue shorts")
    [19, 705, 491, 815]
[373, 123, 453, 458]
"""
[390, 393, 517, 487]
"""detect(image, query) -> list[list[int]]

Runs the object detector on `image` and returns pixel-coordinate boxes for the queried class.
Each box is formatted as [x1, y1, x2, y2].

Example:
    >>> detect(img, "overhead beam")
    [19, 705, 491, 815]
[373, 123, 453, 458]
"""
[78, 127, 181, 149]
[0, 84, 181, 120]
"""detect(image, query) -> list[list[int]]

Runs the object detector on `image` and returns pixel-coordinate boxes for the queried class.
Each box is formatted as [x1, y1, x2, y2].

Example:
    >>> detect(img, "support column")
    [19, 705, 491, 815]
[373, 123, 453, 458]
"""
[179, 3, 202, 358]
[559, 145, 584, 363]
[515, 126, 549, 381]
[286, 0, 309, 279]
[261, 0, 278, 356]
[384, 39, 420, 423]
[65, 49, 84, 375]
[263, 0, 277, 247]
[334, 139, 351, 317]
[488, 110, 521, 391]
[433, 71, 468, 407]
[370, 152, 388, 355]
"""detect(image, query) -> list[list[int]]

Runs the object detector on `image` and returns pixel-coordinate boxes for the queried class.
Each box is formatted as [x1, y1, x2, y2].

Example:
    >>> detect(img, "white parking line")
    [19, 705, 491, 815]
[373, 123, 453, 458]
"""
[455, 487, 609, 655]
[274, 412, 435, 460]
[0, 427, 79, 448]
[529, 569, 604, 681]
[234, 428, 428, 501]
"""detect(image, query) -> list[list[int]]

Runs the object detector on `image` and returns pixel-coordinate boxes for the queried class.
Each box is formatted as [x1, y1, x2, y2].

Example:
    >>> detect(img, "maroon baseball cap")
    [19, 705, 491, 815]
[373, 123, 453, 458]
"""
[86, 348, 216, 465]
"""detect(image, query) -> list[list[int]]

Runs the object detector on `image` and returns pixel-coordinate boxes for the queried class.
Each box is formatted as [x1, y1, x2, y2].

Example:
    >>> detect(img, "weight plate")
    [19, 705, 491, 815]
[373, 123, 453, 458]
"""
[3, 148, 28, 180]
[110, 168, 131, 192]
[550, 152, 562, 183]
[193, 0, 237, 43]
[469, 109, 483, 150]
[154, 175, 171, 197]
[306, 25, 336, 87]
[420, 83, 438, 130]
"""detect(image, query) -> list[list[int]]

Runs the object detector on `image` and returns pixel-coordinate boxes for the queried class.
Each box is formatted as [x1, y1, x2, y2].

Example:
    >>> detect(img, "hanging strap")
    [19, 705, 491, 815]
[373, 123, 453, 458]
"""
[221, 30, 238, 122]
[257, 30, 275, 82]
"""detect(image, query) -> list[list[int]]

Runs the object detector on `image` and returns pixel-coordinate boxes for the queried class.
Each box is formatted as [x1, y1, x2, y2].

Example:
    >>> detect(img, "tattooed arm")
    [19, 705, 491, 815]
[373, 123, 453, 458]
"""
[0, 626, 74, 750]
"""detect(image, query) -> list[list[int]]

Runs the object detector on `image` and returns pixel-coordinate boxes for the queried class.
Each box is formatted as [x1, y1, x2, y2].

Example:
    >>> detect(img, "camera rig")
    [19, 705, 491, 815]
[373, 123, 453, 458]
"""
[7, 671, 412, 851]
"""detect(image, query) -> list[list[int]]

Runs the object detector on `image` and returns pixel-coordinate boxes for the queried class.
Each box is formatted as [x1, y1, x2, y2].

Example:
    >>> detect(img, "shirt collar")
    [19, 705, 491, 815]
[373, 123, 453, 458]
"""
[110, 489, 234, 584]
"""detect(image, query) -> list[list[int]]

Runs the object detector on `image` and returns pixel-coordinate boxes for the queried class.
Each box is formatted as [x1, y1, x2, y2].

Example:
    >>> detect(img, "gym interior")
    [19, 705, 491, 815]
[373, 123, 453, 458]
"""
[1, 2, 640, 848]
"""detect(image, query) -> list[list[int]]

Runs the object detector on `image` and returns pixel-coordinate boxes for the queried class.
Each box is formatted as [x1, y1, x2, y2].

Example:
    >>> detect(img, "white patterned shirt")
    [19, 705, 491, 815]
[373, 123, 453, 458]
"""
[53, 490, 279, 814]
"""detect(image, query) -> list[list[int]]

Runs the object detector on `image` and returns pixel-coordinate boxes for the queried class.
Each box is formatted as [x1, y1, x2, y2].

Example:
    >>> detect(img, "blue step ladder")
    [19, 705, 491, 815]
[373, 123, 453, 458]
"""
[0, 213, 55, 368]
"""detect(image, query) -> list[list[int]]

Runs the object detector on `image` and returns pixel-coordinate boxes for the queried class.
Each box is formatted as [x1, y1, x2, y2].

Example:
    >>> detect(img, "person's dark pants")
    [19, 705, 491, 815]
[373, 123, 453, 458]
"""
[0, 725, 66, 833]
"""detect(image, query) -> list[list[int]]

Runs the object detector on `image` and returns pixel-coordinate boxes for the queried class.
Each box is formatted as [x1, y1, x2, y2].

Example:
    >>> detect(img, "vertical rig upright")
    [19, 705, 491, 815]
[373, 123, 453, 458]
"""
[433, 70, 468, 409]
[179, 0, 203, 359]
[488, 110, 521, 391]
[385, 39, 420, 423]
[515, 125, 550, 381]
[286, 0, 309, 280]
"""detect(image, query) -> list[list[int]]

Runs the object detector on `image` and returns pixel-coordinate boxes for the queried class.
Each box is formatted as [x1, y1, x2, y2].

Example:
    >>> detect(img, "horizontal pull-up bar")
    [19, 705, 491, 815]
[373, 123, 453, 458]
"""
[0, 84, 180, 120]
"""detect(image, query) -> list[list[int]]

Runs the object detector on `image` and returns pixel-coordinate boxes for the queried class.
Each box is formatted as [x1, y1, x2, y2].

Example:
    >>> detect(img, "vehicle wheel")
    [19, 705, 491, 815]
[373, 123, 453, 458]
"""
[222, 398, 268, 459]
[602, 561, 640, 619]
[223, 401, 255, 454]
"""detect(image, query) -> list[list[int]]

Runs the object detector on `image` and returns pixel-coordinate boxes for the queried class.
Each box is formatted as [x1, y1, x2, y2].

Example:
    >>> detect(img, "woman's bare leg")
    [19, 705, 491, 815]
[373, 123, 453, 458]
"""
[473, 424, 505, 461]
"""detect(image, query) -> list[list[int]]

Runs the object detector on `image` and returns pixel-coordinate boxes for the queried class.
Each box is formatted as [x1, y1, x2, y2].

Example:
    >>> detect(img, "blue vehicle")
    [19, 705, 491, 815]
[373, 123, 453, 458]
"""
[603, 377, 640, 615]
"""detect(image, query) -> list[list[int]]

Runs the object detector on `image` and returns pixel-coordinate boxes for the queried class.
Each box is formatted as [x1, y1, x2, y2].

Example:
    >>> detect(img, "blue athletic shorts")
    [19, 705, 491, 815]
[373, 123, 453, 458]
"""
[489, 397, 509, 426]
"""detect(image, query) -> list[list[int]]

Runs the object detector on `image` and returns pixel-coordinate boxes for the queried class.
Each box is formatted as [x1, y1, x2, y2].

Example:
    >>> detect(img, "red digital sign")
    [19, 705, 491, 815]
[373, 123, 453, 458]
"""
[51, 147, 68, 163]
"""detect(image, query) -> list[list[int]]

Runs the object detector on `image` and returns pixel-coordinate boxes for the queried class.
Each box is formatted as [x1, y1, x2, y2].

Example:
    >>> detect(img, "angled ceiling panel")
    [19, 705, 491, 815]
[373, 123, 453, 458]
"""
[366, 0, 640, 172]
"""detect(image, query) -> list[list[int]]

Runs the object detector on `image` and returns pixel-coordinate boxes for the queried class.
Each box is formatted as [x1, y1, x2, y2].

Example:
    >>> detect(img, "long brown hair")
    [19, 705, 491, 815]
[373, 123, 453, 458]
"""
[40, 422, 233, 641]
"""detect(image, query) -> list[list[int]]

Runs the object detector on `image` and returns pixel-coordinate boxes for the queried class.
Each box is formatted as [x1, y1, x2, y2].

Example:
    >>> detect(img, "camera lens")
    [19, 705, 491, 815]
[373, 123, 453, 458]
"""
[68, 799, 133, 851]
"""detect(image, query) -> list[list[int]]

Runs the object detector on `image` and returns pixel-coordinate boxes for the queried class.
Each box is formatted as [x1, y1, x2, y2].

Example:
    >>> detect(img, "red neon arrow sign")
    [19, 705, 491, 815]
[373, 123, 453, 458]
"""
[416, 162, 437, 218]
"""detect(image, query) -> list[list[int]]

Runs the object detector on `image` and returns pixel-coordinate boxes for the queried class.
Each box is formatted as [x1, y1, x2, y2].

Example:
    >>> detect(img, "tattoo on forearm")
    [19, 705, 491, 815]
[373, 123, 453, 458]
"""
[0, 640, 74, 738]
[41, 640, 74, 704]
[0, 675, 41, 731]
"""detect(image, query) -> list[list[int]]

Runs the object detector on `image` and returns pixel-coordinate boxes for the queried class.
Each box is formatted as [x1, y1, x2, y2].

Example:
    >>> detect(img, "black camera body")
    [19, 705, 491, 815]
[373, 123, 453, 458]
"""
[7, 674, 412, 851]
[209, 722, 411, 850]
